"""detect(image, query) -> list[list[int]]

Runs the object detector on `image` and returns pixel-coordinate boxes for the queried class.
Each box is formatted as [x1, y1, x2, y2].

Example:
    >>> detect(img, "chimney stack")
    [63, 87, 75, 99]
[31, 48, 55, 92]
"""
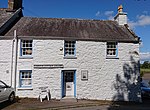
[8, 0, 22, 11]
[114, 5, 127, 26]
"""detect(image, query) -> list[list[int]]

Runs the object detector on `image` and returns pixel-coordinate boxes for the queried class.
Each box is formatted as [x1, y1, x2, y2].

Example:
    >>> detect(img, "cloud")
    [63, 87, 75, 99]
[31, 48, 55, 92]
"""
[140, 52, 150, 61]
[95, 11, 101, 17]
[142, 11, 148, 14]
[95, 10, 114, 20]
[128, 14, 150, 29]
[104, 11, 114, 16]
[137, 15, 150, 26]
[104, 11, 114, 20]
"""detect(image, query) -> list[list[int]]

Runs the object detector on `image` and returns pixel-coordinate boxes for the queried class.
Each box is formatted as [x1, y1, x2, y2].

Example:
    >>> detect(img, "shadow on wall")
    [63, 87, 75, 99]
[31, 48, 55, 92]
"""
[112, 55, 141, 102]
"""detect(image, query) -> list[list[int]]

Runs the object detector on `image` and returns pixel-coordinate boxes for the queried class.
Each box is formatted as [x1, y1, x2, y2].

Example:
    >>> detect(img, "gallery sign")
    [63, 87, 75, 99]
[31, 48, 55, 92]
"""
[34, 64, 64, 69]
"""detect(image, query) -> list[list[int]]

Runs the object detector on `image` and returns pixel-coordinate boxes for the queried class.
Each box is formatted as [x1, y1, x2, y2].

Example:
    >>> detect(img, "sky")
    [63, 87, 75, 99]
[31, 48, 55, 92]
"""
[0, 0, 150, 61]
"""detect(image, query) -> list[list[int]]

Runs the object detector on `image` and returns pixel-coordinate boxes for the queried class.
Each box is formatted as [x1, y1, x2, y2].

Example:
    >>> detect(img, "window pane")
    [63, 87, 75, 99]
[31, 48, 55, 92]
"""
[22, 72, 24, 78]
[23, 43, 25, 47]
[26, 49, 32, 55]
[26, 40, 28, 44]
[22, 79, 31, 86]
[23, 40, 25, 43]
[65, 44, 68, 47]
[29, 40, 32, 44]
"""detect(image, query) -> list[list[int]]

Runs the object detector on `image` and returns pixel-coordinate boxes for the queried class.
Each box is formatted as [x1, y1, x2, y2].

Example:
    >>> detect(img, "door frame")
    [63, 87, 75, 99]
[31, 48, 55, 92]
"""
[61, 70, 76, 98]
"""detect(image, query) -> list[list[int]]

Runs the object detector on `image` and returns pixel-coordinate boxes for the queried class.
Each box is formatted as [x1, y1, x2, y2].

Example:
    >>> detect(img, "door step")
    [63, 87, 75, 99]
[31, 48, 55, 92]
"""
[61, 97, 77, 102]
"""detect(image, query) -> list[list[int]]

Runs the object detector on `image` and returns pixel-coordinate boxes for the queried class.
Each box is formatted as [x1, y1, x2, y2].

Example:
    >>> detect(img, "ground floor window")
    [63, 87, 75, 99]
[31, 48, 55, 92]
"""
[19, 70, 32, 87]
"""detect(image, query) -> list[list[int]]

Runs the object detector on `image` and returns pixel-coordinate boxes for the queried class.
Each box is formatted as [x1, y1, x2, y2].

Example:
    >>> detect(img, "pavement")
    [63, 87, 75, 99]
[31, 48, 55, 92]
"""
[0, 98, 150, 110]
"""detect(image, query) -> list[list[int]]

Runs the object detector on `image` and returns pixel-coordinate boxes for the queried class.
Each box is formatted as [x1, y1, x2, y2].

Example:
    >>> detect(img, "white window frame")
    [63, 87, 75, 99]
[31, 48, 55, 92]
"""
[21, 40, 33, 56]
[106, 42, 118, 58]
[19, 70, 32, 88]
[64, 41, 76, 57]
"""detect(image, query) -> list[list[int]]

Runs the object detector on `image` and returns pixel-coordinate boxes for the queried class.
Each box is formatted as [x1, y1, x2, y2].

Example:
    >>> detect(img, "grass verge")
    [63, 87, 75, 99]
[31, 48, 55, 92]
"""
[141, 68, 150, 73]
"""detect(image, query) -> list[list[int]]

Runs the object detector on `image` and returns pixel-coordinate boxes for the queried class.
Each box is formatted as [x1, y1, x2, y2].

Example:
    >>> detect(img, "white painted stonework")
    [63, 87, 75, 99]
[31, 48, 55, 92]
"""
[0, 38, 141, 102]
[0, 40, 13, 85]
[115, 13, 127, 25]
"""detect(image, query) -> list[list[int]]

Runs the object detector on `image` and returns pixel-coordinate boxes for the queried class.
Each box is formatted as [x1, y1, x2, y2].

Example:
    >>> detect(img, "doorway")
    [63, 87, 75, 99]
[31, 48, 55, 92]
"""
[61, 70, 76, 98]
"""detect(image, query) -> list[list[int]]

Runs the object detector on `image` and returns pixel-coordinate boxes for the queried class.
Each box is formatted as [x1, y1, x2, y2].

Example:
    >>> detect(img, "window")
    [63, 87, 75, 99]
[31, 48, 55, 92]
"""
[64, 41, 76, 56]
[107, 42, 118, 57]
[21, 40, 33, 56]
[20, 70, 32, 87]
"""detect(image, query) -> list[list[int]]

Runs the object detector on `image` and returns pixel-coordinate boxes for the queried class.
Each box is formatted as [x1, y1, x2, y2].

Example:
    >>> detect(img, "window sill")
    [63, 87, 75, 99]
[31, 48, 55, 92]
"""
[64, 56, 77, 59]
[19, 56, 33, 59]
[106, 56, 119, 59]
[17, 87, 33, 90]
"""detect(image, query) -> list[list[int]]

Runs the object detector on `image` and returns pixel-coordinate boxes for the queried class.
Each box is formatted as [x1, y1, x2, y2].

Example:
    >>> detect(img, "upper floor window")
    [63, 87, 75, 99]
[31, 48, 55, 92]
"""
[19, 70, 32, 88]
[107, 42, 118, 57]
[21, 40, 33, 56]
[64, 41, 76, 56]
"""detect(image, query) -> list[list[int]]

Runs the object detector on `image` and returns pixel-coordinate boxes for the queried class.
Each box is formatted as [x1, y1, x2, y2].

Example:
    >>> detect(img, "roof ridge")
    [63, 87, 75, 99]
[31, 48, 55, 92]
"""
[21, 16, 115, 22]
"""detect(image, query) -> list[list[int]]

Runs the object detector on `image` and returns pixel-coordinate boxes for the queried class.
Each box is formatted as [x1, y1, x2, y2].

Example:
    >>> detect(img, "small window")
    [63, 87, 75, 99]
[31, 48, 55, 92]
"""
[20, 70, 32, 87]
[21, 40, 33, 56]
[81, 70, 88, 80]
[107, 42, 118, 57]
[64, 41, 76, 56]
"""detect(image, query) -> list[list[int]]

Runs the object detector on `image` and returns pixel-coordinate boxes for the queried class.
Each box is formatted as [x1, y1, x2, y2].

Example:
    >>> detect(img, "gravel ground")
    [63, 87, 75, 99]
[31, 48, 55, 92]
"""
[0, 98, 150, 110]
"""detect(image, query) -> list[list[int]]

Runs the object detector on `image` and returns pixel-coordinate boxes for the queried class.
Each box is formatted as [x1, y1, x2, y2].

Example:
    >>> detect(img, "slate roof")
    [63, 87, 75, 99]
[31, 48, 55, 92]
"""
[5, 17, 139, 42]
[0, 9, 14, 27]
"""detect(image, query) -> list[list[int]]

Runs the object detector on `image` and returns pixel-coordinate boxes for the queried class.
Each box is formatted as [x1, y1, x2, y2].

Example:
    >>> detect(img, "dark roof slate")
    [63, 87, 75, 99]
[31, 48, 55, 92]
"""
[5, 17, 139, 42]
[0, 9, 14, 27]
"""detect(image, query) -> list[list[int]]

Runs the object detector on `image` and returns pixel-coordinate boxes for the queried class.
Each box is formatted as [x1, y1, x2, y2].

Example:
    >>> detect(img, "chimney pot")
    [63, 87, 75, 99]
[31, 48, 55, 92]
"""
[118, 5, 123, 13]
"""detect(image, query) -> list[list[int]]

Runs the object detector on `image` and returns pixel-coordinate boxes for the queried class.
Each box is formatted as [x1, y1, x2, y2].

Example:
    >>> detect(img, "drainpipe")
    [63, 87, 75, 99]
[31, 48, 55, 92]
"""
[10, 34, 15, 87]
[13, 30, 18, 90]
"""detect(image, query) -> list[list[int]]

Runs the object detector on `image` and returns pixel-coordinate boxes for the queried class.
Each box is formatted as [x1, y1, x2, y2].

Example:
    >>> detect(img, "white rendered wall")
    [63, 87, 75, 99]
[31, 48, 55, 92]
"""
[14, 39, 140, 101]
[0, 40, 13, 85]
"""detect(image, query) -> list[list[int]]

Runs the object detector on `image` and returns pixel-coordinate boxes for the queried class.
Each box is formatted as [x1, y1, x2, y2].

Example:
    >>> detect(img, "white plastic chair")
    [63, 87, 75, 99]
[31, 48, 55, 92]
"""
[38, 86, 50, 102]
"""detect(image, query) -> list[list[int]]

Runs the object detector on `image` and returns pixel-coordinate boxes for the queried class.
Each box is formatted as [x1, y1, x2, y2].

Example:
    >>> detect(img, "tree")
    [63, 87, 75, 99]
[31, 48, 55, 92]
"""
[141, 61, 150, 69]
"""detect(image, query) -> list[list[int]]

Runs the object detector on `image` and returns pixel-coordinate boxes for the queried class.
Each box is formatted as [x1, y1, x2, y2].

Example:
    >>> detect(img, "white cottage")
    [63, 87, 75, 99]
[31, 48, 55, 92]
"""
[0, 0, 141, 102]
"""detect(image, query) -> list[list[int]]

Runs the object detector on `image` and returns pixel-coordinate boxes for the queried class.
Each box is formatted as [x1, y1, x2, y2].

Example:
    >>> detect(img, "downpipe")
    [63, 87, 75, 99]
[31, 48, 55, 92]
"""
[13, 30, 18, 91]
[10, 35, 15, 87]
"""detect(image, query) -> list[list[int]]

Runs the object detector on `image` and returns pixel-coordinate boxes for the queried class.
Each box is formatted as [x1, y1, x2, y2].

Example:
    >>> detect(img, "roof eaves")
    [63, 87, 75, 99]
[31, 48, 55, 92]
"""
[16, 35, 139, 43]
